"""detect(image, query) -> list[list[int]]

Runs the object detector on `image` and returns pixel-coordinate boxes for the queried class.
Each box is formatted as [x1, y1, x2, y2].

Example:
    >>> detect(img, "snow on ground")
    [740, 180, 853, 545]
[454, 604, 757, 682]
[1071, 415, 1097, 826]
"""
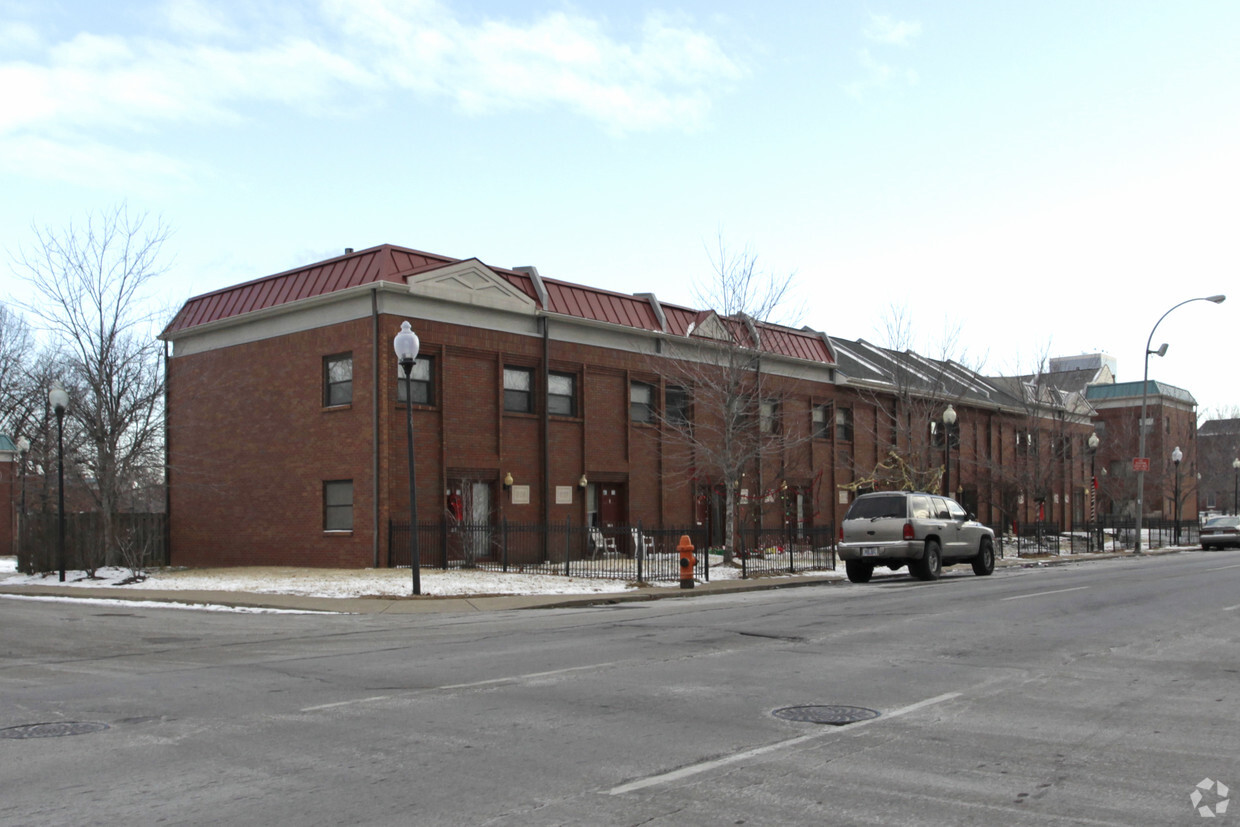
[0, 556, 834, 599]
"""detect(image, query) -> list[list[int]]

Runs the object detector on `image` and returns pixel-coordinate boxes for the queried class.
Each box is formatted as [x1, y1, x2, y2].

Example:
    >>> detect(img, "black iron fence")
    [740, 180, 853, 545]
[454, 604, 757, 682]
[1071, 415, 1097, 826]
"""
[16, 512, 168, 574]
[388, 519, 837, 582]
[733, 525, 837, 578]
[998, 516, 1201, 557]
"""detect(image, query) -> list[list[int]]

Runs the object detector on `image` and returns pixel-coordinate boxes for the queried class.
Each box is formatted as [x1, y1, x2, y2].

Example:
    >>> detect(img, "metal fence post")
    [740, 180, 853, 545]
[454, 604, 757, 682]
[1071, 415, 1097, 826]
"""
[564, 516, 572, 578]
[502, 519, 509, 572]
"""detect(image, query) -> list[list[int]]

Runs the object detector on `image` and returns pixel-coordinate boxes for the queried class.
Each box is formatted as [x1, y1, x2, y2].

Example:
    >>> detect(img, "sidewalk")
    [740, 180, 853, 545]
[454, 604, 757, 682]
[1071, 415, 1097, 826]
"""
[0, 546, 1186, 615]
[0, 572, 843, 614]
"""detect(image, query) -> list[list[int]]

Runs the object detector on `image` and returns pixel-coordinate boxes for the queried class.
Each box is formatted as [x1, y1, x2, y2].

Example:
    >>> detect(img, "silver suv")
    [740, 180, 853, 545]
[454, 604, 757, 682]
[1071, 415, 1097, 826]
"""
[838, 491, 995, 583]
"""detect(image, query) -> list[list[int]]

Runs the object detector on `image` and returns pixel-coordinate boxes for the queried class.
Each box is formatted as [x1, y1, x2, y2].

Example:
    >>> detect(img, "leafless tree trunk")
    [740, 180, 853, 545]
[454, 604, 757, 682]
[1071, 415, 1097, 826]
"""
[846, 302, 983, 493]
[658, 238, 804, 563]
[12, 204, 171, 576]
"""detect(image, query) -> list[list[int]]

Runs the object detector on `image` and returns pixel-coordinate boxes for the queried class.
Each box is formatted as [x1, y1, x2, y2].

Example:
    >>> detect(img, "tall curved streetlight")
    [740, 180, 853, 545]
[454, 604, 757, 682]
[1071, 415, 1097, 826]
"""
[394, 321, 422, 595]
[1134, 294, 1225, 554]
[49, 385, 70, 582]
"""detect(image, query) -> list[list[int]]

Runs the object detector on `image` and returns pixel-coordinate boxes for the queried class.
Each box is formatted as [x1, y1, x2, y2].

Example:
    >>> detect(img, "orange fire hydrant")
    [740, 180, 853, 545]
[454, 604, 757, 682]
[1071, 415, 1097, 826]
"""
[677, 535, 696, 589]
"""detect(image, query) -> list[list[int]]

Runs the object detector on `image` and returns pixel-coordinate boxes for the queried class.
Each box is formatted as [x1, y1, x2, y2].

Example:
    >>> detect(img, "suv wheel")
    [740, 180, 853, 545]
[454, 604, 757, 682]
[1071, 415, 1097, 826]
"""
[912, 540, 942, 581]
[845, 560, 874, 583]
[971, 537, 995, 576]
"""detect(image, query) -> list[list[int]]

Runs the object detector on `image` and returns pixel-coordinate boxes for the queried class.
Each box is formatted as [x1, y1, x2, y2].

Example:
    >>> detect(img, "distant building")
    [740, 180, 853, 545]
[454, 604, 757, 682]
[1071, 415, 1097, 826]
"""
[1197, 418, 1240, 515]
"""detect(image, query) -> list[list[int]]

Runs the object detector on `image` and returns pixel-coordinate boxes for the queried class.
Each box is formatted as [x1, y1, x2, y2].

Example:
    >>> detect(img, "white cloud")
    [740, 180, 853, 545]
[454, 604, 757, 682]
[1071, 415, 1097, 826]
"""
[0, 1, 742, 186]
[864, 14, 921, 47]
[325, 2, 743, 133]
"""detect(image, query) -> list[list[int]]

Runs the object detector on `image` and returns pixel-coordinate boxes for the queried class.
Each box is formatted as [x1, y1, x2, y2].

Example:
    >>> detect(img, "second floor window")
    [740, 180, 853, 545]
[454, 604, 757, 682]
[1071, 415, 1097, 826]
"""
[630, 382, 655, 424]
[666, 386, 690, 427]
[812, 404, 831, 439]
[504, 367, 533, 413]
[548, 372, 577, 417]
[835, 407, 853, 442]
[324, 353, 352, 406]
[396, 356, 434, 405]
[760, 400, 779, 434]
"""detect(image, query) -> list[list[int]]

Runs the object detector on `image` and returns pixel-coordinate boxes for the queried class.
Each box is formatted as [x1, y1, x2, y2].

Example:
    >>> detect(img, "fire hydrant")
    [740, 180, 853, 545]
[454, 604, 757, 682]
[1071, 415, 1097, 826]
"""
[677, 535, 696, 589]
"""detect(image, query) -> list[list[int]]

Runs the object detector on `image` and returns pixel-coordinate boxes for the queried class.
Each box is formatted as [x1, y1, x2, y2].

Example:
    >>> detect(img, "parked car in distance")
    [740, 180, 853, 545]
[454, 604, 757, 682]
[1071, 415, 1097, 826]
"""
[838, 490, 996, 583]
[1200, 515, 1240, 550]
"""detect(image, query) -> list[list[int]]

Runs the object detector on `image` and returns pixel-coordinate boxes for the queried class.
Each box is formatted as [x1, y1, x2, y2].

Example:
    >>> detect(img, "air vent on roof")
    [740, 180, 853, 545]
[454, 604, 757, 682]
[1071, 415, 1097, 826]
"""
[344, 248, 354, 255]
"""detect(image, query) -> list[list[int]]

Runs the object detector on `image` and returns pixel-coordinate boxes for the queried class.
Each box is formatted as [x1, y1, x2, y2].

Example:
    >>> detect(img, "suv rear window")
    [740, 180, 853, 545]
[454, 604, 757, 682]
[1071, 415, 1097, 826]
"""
[846, 494, 906, 520]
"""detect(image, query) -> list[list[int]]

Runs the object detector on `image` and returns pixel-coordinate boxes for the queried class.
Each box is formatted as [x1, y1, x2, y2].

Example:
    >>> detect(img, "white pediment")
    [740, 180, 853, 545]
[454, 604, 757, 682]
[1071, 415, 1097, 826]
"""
[688, 312, 734, 343]
[405, 259, 536, 313]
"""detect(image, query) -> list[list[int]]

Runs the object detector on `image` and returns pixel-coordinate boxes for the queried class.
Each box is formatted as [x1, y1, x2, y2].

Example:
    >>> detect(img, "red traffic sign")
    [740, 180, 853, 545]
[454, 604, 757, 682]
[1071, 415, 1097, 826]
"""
[1132, 457, 1151, 472]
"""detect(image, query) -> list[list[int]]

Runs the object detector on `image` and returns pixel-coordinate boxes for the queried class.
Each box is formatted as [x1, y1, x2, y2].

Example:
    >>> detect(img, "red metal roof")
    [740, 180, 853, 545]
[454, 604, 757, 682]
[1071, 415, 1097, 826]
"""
[162, 245, 457, 335]
[164, 244, 833, 366]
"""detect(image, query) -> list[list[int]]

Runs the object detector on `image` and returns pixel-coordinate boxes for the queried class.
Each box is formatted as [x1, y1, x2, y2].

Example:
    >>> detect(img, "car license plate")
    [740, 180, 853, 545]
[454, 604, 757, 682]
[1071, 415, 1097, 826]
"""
[861, 547, 879, 557]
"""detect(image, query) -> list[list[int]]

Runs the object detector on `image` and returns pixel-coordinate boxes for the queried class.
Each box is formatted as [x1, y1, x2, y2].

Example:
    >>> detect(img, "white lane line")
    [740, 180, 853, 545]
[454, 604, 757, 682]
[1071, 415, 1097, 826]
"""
[607, 691, 963, 796]
[1205, 564, 1240, 572]
[440, 661, 625, 690]
[1001, 586, 1090, 602]
[302, 661, 628, 712]
[301, 695, 391, 712]
[1223, 605, 1240, 612]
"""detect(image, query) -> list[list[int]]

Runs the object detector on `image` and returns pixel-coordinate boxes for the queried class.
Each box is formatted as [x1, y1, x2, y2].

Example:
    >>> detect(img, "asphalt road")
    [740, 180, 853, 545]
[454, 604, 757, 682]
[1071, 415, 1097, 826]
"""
[2, 551, 1238, 825]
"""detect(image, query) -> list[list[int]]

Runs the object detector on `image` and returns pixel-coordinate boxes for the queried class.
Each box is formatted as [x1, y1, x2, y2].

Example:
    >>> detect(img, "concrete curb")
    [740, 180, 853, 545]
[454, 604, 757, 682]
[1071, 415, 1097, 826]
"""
[0, 547, 1189, 614]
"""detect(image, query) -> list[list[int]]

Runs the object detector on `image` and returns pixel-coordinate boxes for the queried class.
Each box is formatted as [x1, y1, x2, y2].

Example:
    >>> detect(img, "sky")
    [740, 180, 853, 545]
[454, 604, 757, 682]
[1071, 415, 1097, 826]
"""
[2, 0, 1238, 420]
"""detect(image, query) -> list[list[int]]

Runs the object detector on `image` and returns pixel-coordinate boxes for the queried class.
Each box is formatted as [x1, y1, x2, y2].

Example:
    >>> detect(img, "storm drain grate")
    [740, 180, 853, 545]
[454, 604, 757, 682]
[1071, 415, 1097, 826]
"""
[2, 721, 111, 739]
[772, 705, 881, 726]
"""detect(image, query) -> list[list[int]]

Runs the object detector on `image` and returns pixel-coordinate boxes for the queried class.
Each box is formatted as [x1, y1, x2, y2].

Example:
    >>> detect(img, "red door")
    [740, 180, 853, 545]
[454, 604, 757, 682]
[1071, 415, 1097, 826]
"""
[599, 485, 626, 528]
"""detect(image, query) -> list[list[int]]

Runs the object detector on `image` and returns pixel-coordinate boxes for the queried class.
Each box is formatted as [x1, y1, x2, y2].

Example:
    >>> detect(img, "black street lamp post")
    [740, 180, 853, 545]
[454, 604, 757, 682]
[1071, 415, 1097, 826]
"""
[49, 386, 69, 582]
[1172, 446, 1182, 545]
[942, 404, 956, 498]
[394, 321, 422, 595]
[14, 436, 28, 566]
[1087, 432, 1099, 552]
[1233, 458, 1239, 516]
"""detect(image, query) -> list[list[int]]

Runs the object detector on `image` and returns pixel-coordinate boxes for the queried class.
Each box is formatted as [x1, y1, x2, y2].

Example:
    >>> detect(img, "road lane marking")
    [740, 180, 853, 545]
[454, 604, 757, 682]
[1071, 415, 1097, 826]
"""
[440, 661, 626, 690]
[1001, 586, 1090, 601]
[607, 691, 963, 796]
[1224, 605, 1240, 612]
[1205, 564, 1240, 572]
[301, 695, 391, 712]
[300, 661, 629, 712]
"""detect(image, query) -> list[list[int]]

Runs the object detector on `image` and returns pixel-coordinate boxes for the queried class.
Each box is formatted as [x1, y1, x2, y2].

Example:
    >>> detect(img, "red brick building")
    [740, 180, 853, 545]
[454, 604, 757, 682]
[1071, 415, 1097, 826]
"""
[162, 245, 1099, 568]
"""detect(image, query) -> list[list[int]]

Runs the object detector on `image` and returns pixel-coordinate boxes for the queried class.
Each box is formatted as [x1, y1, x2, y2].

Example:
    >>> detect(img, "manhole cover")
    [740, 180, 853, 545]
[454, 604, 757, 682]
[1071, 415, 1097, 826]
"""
[1, 721, 110, 739]
[772, 705, 881, 726]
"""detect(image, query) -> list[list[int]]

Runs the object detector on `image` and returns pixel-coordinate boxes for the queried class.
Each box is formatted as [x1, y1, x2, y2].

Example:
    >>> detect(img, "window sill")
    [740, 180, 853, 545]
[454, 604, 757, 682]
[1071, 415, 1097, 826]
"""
[322, 404, 353, 412]
[324, 530, 354, 536]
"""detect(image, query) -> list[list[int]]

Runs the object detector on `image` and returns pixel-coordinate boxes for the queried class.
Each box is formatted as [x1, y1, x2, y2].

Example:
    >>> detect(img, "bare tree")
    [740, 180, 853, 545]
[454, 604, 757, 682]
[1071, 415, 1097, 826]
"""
[0, 302, 37, 437]
[11, 204, 171, 575]
[657, 239, 805, 563]
[845, 302, 985, 493]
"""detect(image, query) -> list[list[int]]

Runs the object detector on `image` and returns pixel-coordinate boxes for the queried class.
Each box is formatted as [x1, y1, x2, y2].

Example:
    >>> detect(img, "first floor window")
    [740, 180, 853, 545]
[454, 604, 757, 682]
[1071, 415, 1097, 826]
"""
[324, 353, 352, 407]
[397, 356, 434, 405]
[630, 381, 655, 424]
[504, 367, 533, 413]
[324, 480, 354, 531]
